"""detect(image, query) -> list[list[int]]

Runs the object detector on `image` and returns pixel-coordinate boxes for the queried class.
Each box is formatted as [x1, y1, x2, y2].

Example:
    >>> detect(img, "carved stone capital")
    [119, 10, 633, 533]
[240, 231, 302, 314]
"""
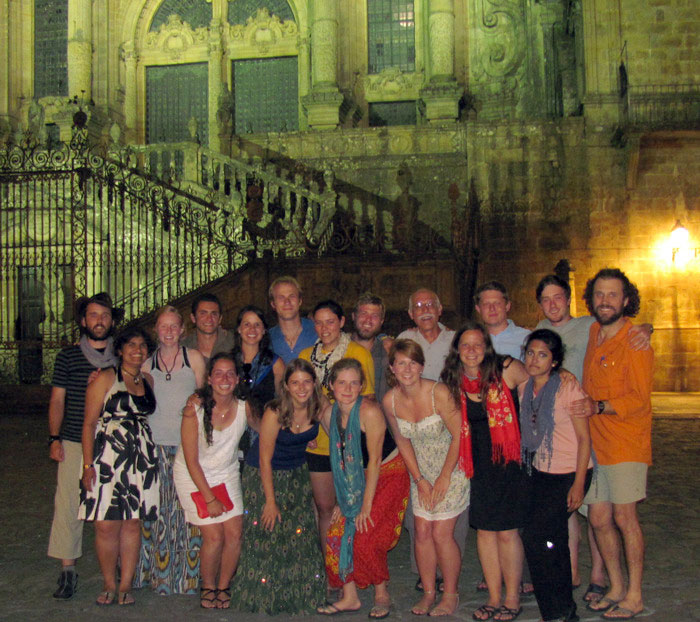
[302, 90, 344, 130]
[420, 82, 463, 122]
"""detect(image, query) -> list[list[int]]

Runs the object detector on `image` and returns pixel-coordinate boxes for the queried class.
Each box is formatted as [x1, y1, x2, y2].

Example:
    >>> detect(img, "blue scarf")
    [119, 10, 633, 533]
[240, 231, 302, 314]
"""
[520, 372, 561, 473]
[329, 396, 366, 582]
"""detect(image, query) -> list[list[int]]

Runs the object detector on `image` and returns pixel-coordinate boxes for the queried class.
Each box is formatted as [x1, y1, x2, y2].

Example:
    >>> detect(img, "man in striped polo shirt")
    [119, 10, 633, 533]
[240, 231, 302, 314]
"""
[47, 293, 123, 599]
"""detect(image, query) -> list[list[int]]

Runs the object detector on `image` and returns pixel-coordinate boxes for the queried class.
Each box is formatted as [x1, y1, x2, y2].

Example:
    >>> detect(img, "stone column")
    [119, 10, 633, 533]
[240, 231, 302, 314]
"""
[581, 0, 622, 125]
[67, 0, 92, 100]
[301, 0, 343, 130]
[121, 41, 138, 142]
[0, 0, 9, 135]
[420, 0, 462, 123]
[208, 25, 223, 151]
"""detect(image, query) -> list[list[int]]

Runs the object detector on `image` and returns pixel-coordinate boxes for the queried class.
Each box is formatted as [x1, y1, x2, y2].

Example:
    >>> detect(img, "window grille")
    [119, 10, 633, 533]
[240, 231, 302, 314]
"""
[369, 101, 416, 126]
[146, 63, 209, 144]
[150, 0, 212, 31]
[228, 0, 295, 25]
[367, 0, 415, 74]
[232, 57, 298, 134]
[34, 0, 68, 98]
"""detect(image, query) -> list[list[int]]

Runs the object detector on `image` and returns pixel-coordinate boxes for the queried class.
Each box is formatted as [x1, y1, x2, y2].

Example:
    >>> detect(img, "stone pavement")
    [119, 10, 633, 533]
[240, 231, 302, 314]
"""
[0, 389, 698, 622]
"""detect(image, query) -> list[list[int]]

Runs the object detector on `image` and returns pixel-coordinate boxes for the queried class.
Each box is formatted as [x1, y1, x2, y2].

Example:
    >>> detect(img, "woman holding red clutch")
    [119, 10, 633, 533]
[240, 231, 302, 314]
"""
[173, 352, 253, 609]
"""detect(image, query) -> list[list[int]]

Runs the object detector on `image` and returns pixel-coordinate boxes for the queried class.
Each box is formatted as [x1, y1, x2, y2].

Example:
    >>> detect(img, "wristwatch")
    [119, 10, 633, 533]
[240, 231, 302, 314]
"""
[597, 400, 605, 414]
[48, 435, 61, 446]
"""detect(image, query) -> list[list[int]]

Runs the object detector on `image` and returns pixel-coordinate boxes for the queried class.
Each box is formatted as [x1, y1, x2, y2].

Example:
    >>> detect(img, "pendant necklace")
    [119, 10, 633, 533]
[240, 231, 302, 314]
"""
[121, 366, 142, 385]
[158, 347, 179, 381]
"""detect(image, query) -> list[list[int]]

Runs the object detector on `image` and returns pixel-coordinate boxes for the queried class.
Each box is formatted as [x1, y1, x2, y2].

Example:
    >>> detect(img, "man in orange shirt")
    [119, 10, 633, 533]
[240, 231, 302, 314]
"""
[575, 268, 653, 620]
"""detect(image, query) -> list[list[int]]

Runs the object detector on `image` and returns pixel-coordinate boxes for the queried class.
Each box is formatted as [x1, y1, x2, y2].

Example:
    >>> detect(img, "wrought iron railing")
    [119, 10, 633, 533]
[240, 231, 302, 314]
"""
[625, 84, 700, 130]
[0, 127, 457, 382]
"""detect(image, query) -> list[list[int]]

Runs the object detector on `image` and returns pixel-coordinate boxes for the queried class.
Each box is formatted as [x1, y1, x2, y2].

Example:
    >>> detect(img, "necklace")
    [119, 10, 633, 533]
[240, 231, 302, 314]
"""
[158, 347, 179, 381]
[121, 366, 142, 385]
[284, 325, 302, 349]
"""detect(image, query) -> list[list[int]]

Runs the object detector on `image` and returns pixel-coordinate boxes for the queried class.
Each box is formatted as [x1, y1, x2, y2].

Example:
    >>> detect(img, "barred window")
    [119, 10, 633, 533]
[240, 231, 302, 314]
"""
[34, 0, 68, 98]
[232, 57, 298, 134]
[228, 0, 294, 25]
[146, 63, 209, 144]
[368, 0, 415, 74]
[369, 101, 416, 127]
[150, 0, 212, 31]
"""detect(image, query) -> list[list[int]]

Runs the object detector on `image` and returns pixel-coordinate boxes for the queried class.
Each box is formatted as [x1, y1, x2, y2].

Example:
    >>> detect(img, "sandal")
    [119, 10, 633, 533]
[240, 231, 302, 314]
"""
[369, 602, 392, 619]
[429, 593, 459, 617]
[472, 604, 498, 620]
[117, 591, 134, 606]
[95, 590, 115, 606]
[587, 596, 619, 612]
[476, 578, 488, 592]
[215, 587, 231, 609]
[200, 587, 217, 609]
[583, 583, 608, 603]
[494, 605, 522, 621]
[412, 590, 436, 616]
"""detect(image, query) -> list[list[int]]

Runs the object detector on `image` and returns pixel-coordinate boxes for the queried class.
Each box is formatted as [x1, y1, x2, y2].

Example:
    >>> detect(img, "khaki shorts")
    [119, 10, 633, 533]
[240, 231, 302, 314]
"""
[583, 462, 648, 505]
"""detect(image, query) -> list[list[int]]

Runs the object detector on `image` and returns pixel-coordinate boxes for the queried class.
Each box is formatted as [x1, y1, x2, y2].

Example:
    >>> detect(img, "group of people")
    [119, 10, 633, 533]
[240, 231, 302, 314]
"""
[46, 268, 653, 622]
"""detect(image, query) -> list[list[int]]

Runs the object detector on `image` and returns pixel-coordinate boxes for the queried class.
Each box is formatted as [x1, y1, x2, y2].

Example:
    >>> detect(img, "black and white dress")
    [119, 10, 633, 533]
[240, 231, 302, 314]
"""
[79, 368, 159, 521]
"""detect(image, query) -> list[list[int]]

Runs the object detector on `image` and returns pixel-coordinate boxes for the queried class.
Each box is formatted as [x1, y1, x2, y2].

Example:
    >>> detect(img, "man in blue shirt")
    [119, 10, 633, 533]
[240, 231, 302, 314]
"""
[475, 281, 530, 359]
[268, 276, 317, 363]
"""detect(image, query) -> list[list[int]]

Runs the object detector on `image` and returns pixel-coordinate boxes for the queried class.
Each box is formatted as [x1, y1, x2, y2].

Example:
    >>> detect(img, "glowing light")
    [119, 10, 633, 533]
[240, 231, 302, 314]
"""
[296, 527, 302, 534]
[253, 520, 258, 526]
[546, 541, 554, 549]
[261, 577, 267, 584]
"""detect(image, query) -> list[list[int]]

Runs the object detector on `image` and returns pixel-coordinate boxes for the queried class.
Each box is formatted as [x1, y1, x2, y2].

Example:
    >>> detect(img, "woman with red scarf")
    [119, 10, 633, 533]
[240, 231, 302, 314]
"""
[441, 322, 529, 622]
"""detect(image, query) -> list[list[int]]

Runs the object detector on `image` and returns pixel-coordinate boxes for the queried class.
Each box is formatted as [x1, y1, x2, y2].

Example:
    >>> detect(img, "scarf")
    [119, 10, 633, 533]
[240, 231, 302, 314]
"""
[309, 332, 351, 394]
[79, 334, 118, 369]
[520, 373, 561, 473]
[329, 396, 365, 582]
[459, 373, 521, 477]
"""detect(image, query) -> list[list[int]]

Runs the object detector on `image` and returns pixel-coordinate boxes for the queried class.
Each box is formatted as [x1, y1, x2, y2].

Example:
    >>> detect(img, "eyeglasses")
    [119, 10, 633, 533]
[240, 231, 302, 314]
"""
[413, 301, 437, 310]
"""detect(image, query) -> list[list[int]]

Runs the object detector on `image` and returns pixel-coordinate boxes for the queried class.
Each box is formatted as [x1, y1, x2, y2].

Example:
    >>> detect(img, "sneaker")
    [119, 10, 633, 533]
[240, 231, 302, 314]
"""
[53, 570, 78, 599]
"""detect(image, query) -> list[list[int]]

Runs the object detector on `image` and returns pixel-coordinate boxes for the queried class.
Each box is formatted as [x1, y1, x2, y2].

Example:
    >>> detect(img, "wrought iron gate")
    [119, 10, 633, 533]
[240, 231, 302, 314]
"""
[0, 128, 241, 381]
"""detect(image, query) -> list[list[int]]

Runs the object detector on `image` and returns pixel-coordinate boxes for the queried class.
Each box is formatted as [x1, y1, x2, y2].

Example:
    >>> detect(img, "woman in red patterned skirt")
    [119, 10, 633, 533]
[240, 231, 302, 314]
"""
[317, 359, 410, 619]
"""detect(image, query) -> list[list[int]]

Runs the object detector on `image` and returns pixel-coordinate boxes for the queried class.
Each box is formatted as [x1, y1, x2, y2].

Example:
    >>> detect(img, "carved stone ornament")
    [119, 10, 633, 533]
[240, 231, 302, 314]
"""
[363, 67, 424, 100]
[228, 8, 298, 52]
[471, 0, 526, 81]
[144, 14, 209, 60]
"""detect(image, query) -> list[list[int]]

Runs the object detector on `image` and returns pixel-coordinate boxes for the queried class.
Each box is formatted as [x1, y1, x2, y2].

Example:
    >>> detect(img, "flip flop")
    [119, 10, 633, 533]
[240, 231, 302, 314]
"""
[601, 604, 644, 620]
[494, 605, 522, 621]
[317, 603, 362, 616]
[472, 604, 498, 620]
[95, 590, 115, 606]
[368, 603, 392, 619]
[583, 583, 608, 602]
[587, 596, 619, 612]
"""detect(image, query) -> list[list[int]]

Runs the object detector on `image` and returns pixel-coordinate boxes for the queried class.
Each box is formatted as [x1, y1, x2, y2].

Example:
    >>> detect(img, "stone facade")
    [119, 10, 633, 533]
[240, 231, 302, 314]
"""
[0, 0, 698, 388]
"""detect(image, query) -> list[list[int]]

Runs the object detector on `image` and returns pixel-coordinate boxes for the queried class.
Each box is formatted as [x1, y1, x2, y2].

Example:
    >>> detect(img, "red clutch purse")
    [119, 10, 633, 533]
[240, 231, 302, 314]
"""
[190, 483, 234, 519]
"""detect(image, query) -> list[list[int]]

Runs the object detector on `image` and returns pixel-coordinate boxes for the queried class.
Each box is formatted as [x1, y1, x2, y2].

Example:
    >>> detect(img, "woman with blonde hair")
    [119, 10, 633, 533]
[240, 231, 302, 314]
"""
[134, 305, 206, 595]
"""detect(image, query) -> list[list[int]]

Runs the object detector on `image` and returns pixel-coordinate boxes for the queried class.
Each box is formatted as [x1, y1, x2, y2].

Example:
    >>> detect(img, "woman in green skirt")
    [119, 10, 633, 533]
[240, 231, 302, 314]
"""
[233, 358, 327, 614]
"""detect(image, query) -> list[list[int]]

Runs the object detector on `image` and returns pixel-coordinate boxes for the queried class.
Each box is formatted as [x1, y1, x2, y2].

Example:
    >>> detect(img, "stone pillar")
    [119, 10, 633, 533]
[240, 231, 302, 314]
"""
[301, 0, 343, 130]
[581, 0, 623, 125]
[208, 25, 223, 151]
[0, 0, 9, 136]
[420, 0, 462, 123]
[121, 41, 138, 143]
[67, 0, 92, 100]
